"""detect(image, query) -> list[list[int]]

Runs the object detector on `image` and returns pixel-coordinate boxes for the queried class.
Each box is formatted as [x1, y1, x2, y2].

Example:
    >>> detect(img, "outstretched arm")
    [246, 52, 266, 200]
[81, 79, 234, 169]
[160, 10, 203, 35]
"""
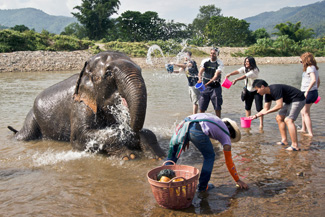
[223, 145, 248, 189]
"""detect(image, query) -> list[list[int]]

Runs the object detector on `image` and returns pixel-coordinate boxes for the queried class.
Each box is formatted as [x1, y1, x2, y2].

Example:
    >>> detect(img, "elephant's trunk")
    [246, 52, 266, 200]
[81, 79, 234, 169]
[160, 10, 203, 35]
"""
[115, 65, 147, 133]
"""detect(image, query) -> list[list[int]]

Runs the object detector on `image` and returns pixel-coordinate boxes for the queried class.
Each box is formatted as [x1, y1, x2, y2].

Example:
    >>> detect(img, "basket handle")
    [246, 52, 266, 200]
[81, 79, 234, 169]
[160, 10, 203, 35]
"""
[170, 176, 187, 182]
[162, 160, 175, 166]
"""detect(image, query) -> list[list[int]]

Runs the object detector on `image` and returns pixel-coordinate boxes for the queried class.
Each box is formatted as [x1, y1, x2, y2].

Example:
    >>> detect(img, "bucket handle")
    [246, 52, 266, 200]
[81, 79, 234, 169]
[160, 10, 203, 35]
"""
[162, 160, 175, 166]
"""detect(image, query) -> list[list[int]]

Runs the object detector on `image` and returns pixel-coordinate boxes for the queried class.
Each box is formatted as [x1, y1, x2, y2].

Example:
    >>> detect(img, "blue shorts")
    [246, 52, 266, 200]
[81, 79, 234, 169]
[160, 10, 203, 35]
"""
[199, 86, 222, 111]
[303, 90, 318, 104]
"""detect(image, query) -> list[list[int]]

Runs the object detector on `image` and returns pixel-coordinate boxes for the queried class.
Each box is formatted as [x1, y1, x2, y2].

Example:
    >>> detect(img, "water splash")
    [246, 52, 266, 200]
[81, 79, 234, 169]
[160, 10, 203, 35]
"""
[146, 45, 167, 66]
[85, 94, 135, 153]
[32, 149, 92, 166]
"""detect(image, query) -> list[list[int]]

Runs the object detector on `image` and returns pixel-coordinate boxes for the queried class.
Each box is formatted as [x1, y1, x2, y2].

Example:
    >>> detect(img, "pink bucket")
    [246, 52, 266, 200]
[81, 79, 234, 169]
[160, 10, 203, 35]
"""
[240, 117, 251, 128]
[221, 78, 232, 89]
[314, 96, 321, 104]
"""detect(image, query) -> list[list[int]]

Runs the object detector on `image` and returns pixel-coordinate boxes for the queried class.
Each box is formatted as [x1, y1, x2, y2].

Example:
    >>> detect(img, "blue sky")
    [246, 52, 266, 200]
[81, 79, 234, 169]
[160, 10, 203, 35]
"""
[0, 0, 321, 23]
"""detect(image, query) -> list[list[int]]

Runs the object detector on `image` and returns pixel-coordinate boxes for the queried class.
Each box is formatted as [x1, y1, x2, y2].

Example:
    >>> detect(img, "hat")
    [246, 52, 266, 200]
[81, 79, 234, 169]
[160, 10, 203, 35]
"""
[222, 118, 241, 143]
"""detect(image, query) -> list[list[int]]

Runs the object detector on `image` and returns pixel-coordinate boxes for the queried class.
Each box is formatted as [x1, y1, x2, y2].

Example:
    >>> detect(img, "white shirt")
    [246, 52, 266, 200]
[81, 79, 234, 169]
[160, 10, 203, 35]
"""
[301, 65, 319, 92]
[238, 66, 260, 92]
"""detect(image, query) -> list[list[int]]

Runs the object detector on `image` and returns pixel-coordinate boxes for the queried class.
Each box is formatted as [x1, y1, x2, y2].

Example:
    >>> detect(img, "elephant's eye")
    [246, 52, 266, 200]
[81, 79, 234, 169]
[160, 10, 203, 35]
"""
[104, 69, 112, 78]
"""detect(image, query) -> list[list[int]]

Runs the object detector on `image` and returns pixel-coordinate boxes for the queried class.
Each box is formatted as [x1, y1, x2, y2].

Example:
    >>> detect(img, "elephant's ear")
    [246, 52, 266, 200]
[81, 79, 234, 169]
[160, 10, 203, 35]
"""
[73, 61, 97, 113]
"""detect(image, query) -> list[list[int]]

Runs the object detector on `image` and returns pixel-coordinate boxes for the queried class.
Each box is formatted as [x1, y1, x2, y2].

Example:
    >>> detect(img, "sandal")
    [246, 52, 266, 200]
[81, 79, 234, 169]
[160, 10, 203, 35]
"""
[276, 142, 288, 146]
[286, 145, 300, 151]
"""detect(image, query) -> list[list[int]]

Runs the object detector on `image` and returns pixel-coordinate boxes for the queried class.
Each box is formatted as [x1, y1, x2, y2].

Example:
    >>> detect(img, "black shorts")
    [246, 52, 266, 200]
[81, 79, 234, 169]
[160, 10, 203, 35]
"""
[199, 86, 223, 111]
[303, 89, 318, 104]
[245, 90, 263, 112]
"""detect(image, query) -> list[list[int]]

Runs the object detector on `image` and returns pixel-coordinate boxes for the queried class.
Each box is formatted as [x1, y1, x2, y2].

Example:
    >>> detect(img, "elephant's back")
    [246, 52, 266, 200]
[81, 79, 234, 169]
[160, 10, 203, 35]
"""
[33, 74, 79, 140]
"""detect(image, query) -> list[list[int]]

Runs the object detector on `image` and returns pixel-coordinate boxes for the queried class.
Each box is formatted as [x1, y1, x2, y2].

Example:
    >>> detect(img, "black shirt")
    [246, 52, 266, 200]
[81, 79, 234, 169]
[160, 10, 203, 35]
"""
[265, 84, 305, 104]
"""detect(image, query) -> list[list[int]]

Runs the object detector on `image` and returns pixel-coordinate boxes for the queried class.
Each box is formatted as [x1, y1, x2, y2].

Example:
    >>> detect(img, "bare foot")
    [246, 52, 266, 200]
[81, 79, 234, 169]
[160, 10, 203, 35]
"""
[297, 129, 307, 133]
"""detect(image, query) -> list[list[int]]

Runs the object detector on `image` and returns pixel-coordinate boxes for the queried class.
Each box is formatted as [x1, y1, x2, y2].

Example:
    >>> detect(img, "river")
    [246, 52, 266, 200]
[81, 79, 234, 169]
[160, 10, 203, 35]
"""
[0, 63, 324, 216]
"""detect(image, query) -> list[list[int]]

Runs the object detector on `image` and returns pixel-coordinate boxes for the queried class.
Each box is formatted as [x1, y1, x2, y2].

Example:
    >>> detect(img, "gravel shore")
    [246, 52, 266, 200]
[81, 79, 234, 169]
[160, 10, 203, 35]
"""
[0, 47, 324, 72]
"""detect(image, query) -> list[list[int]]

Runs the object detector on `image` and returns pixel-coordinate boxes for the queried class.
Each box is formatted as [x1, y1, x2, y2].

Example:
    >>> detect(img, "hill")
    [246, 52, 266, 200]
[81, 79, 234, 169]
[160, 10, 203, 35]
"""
[0, 8, 77, 34]
[244, 0, 325, 38]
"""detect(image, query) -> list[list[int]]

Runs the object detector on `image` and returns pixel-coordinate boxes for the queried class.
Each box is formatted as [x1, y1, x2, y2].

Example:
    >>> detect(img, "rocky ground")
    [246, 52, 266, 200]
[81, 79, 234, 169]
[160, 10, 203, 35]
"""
[0, 47, 324, 72]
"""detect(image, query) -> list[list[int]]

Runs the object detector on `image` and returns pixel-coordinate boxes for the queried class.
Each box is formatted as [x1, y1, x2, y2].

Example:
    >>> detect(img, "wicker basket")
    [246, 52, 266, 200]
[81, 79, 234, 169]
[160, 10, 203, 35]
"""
[147, 161, 200, 209]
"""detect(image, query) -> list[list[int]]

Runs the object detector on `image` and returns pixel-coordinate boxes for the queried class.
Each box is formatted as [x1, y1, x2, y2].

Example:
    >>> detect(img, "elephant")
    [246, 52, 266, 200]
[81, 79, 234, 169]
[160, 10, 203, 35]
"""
[8, 51, 165, 160]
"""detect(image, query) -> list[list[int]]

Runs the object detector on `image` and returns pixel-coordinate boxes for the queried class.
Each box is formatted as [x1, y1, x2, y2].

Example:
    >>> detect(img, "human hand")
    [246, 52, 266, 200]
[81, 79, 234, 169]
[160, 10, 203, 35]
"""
[236, 180, 248, 189]
[304, 91, 308, 97]
[232, 79, 237, 85]
[170, 62, 174, 65]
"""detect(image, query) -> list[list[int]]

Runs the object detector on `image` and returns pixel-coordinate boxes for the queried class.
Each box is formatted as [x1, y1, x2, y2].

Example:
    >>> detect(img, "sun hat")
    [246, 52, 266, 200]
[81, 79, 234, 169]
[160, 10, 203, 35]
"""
[222, 118, 241, 143]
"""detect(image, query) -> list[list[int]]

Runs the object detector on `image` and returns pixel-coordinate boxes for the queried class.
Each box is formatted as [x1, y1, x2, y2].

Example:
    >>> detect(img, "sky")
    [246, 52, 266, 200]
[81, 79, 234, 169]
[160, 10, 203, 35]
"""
[0, 0, 322, 24]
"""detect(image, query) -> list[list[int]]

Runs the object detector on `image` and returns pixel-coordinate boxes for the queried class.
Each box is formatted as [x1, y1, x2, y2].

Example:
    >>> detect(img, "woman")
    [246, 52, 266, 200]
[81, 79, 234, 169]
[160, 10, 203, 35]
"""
[299, 52, 320, 137]
[226, 57, 263, 129]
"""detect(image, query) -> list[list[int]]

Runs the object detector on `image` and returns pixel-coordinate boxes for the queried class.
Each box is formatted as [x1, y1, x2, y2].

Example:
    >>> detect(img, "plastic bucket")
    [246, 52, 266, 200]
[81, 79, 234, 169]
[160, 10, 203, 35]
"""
[165, 64, 174, 73]
[195, 82, 205, 92]
[240, 117, 252, 128]
[314, 96, 321, 104]
[221, 78, 232, 89]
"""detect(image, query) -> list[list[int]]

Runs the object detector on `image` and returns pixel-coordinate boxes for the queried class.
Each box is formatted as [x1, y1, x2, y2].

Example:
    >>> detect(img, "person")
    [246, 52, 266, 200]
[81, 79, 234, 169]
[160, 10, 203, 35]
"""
[225, 57, 264, 129]
[171, 51, 201, 114]
[250, 79, 306, 151]
[298, 52, 320, 137]
[197, 48, 224, 117]
[166, 113, 248, 192]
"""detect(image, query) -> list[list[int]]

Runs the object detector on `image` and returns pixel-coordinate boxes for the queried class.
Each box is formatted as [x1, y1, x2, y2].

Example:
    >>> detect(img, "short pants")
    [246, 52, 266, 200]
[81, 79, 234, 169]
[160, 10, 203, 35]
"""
[278, 100, 306, 121]
[303, 89, 318, 104]
[188, 86, 201, 104]
[199, 85, 222, 111]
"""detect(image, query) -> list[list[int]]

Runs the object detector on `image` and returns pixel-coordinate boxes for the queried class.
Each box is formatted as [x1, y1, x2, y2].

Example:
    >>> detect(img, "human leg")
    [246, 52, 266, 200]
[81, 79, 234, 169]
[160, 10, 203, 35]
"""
[285, 100, 306, 150]
[198, 87, 211, 113]
[302, 103, 313, 136]
[189, 87, 200, 114]
[211, 86, 222, 118]
[276, 114, 288, 145]
[188, 123, 215, 191]
[299, 106, 307, 133]
[285, 117, 299, 150]
[254, 91, 264, 129]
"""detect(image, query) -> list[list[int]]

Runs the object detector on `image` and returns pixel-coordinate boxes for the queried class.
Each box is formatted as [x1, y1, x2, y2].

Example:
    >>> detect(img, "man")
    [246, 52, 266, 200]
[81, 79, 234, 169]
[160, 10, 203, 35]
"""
[197, 48, 224, 117]
[172, 51, 200, 114]
[251, 79, 306, 151]
[167, 113, 248, 192]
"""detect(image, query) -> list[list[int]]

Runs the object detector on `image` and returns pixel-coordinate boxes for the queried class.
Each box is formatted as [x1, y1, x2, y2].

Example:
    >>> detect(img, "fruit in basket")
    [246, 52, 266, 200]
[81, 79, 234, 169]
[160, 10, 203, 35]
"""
[157, 169, 176, 181]
[172, 178, 184, 182]
[159, 176, 171, 182]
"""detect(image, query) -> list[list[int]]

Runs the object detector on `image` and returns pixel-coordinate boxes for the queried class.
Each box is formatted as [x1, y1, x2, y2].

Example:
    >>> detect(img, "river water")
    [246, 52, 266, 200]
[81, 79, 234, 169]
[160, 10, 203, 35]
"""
[0, 63, 324, 216]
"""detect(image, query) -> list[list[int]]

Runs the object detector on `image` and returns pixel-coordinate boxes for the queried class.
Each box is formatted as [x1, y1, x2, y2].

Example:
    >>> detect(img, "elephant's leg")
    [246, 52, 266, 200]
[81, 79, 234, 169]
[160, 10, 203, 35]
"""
[15, 109, 42, 141]
[139, 128, 166, 159]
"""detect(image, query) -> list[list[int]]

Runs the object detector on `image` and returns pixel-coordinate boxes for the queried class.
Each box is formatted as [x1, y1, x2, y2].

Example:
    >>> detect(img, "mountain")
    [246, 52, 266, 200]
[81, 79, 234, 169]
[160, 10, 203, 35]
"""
[244, 0, 325, 38]
[0, 8, 77, 34]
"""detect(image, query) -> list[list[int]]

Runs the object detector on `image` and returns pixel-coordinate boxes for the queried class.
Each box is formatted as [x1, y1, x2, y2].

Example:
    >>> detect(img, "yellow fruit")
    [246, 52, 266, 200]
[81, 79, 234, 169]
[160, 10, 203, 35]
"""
[172, 178, 184, 182]
[159, 176, 171, 182]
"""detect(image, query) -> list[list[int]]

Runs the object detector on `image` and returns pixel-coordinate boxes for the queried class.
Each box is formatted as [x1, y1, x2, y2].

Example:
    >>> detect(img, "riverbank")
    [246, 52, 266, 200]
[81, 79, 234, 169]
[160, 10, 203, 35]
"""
[1, 47, 324, 72]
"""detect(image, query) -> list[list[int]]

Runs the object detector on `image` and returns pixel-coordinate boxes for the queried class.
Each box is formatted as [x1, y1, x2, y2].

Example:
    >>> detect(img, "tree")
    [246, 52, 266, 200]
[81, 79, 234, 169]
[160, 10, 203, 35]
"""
[11, 25, 30, 32]
[205, 16, 253, 46]
[72, 0, 120, 40]
[116, 11, 165, 41]
[273, 21, 314, 42]
[61, 22, 88, 39]
[191, 5, 222, 34]
[252, 28, 270, 42]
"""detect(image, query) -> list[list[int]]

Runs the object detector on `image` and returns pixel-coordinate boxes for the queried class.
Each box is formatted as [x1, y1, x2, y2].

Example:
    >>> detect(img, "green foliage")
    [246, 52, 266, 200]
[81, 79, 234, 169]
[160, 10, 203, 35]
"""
[192, 5, 222, 34]
[252, 28, 270, 42]
[242, 37, 325, 57]
[205, 16, 254, 47]
[0, 29, 93, 52]
[72, 0, 120, 40]
[273, 21, 314, 42]
[60, 22, 88, 39]
[11, 25, 30, 32]
[116, 11, 165, 42]
[104, 41, 148, 57]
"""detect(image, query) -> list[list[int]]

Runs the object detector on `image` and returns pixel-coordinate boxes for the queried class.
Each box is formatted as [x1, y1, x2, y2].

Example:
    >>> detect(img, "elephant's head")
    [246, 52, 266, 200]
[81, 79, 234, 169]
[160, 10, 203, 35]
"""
[74, 51, 146, 133]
